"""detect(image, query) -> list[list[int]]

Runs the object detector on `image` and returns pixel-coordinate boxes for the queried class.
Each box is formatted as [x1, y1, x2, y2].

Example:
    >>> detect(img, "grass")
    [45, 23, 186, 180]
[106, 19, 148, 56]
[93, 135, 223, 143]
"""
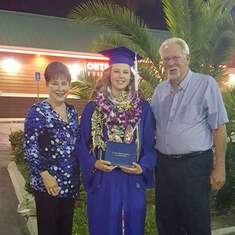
[212, 211, 235, 230]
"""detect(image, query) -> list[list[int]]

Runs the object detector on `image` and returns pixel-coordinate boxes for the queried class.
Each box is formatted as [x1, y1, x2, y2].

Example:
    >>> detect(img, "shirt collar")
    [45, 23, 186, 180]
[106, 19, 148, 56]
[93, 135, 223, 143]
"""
[166, 69, 192, 92]
[179, 69, 192, 90]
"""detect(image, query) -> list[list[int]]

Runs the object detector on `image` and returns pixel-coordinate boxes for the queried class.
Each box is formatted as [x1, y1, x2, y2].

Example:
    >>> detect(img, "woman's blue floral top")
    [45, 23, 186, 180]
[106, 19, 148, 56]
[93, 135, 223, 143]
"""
[24, 100, 79, 199]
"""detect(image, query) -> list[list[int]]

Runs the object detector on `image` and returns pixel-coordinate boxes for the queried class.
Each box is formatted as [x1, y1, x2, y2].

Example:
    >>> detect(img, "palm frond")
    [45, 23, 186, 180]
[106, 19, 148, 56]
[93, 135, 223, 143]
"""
[162, 0, 208, 69]
[70, 72, 97, 99]
[139, 80, 155, 101]
[139, 62, 162, 86]
[91, 32, 162, 60]
[210, 30, 235, 65]
[138, 62, 162, 100]
[162, 0, 235, 80]
[90, 33, 146, 55]
[162, 0, 192, 40]
[70, 0, 159, 66]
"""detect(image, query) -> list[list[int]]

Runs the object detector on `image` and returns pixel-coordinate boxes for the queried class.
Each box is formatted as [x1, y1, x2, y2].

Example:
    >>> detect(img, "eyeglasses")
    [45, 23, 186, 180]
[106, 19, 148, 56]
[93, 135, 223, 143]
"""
[161, 56, 184, 64]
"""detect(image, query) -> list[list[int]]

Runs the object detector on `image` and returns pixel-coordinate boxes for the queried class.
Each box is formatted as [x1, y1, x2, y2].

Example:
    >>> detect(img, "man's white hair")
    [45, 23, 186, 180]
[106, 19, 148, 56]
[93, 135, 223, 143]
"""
[159, 37, 190, 56]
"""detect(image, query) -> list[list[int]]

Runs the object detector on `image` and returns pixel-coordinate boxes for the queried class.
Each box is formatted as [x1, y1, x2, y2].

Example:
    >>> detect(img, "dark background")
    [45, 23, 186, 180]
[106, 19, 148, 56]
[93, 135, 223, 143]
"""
[0, 0, 167, 29]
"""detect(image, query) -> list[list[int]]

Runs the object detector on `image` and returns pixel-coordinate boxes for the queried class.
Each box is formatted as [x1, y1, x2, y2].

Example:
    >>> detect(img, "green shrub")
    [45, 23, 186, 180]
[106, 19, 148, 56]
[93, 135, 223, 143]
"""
[9, 130, 31, 193]
[9, 130, 25, 163]
[17, 162, 32, 193]
[214, 143, 235, 213]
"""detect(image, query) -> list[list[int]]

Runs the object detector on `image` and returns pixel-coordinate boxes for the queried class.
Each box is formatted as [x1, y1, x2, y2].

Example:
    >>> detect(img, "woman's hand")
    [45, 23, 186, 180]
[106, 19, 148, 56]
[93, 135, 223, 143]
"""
[40, 171, 60, 196]
[120, 162, 143, 174]
[94, 160, 117, 172]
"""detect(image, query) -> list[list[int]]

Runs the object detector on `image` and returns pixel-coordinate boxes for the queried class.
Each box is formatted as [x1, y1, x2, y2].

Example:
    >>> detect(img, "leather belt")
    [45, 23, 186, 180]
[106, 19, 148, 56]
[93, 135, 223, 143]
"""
[158, 149, 212, 159]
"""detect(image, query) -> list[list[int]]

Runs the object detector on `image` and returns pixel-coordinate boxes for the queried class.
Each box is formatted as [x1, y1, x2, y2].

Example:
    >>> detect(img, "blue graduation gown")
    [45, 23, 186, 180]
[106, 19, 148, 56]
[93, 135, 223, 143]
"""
[78, 99, 156, 235]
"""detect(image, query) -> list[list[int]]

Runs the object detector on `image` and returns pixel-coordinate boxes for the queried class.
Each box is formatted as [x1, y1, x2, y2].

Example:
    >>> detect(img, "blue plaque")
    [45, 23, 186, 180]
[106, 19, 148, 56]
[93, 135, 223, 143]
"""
[105, 141, 137, 167]
[35, 72, 41, 81]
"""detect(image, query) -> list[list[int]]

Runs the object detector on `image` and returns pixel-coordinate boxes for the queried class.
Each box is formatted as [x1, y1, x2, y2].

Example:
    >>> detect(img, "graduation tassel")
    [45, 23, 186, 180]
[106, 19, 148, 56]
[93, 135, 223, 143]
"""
[134, 53, 139, 93]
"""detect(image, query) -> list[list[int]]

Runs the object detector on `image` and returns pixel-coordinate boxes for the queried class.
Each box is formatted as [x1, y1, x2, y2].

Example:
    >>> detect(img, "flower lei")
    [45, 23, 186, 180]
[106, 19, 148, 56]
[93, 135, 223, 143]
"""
[91, 91, 142, 152]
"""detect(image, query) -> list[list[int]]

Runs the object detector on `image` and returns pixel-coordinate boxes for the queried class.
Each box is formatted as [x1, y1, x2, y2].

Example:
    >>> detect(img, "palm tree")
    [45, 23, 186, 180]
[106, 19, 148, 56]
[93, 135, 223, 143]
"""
[70, 71, 97, 99]
[162, 0, 235, 80]
[70, 0, 235, 95]
[70, 0, 167, 99]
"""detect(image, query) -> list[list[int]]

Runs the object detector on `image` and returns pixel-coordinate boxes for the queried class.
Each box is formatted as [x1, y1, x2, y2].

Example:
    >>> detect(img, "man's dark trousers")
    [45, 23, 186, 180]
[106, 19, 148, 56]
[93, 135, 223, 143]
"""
[155, 150, 213, 235]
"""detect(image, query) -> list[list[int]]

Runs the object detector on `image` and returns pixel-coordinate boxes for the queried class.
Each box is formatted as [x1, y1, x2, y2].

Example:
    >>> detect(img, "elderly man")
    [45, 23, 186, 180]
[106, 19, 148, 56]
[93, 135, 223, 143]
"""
[151, 37, 228, 235]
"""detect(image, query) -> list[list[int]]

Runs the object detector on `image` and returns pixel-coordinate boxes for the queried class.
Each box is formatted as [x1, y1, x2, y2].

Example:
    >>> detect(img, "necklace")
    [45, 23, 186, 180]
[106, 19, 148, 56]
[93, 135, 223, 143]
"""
[91, 91, 142, 151]
[47, 100, 68, 123]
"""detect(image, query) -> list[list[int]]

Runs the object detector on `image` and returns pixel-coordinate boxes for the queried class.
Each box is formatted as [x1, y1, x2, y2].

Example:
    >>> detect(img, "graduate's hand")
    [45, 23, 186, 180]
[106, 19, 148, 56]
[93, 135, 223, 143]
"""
[94, 160, 117, 172]
[120, 162, 143, 174]
[40, 171, 60, 196]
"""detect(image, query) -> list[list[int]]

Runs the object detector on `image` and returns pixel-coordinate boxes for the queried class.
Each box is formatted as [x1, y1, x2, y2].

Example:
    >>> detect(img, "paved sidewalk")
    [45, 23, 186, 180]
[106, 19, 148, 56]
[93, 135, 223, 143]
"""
[0, 154, 29, 235]
[0, 122, 29, 235]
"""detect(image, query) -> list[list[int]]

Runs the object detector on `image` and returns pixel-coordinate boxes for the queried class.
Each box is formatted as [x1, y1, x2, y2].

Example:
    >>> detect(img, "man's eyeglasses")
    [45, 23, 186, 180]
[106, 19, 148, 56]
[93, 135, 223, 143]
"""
[161, 56, 184, 64]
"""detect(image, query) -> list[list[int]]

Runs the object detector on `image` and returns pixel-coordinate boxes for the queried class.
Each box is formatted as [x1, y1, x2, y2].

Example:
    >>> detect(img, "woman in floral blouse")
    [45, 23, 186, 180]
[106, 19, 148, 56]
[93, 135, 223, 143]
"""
[78, 47, 156, 235]
[24, 61, 79, 235]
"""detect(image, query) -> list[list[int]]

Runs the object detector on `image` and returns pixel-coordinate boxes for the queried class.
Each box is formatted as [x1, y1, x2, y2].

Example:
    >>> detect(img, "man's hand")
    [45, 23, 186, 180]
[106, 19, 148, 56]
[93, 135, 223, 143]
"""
[94, 160, 117, 172]
[120, 162, 143, 174]
[40, 171, 60, 196]
[210, 163, 226, 191]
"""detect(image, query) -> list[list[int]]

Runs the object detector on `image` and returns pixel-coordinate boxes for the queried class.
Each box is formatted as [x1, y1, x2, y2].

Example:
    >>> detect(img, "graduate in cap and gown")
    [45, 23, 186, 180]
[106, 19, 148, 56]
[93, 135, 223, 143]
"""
[78, 46, 156, 235]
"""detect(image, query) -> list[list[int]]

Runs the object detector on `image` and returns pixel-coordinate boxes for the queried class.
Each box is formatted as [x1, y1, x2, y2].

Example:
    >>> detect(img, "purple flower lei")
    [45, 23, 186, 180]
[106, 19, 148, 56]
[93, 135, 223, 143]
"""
[94, 91, 142, 132]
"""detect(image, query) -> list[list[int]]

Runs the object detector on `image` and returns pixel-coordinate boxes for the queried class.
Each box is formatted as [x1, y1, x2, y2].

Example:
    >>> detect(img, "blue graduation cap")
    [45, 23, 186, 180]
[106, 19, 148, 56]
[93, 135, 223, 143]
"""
[99, 46, 141, 66]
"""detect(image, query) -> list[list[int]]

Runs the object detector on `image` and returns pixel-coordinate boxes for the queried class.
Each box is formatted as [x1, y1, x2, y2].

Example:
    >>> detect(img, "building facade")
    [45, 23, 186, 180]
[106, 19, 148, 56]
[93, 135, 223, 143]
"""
[0, 10, 109, 118]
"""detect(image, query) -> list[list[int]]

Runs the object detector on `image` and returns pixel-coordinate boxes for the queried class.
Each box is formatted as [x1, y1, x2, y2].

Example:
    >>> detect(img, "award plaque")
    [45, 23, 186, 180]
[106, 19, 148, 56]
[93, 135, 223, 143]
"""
[105, 141, 137, 167]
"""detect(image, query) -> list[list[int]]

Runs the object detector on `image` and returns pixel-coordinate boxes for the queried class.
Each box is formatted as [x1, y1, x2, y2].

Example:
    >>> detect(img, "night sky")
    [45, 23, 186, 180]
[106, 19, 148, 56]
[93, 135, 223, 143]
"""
[0, 0, 166, 29]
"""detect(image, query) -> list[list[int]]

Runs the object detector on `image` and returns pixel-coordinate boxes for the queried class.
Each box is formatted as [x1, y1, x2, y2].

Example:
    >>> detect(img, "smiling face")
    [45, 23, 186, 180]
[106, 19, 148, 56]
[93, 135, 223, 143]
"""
[160, 42, 190, 85]
[47, 74, 70, 105]
[110, 63, 131, 96]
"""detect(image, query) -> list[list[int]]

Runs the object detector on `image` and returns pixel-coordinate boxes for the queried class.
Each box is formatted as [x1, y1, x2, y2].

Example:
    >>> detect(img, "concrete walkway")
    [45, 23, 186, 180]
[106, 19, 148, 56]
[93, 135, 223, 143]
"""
[0, 122, 29, 235]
